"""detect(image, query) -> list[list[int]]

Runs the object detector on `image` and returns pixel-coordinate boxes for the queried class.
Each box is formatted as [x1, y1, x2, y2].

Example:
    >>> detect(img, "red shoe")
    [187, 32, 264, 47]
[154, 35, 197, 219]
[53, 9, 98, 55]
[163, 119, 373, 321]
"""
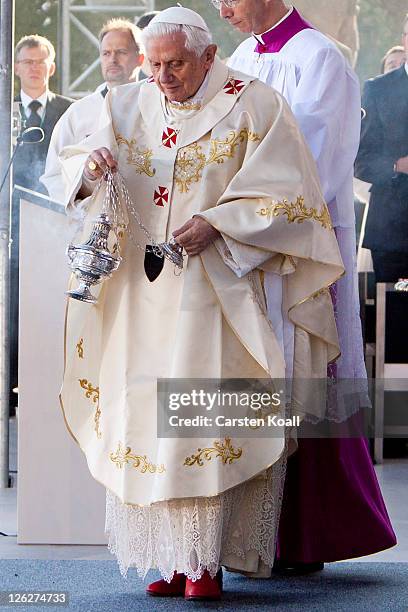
[146, 572, 186, 597]
[184, 570, 222, 601]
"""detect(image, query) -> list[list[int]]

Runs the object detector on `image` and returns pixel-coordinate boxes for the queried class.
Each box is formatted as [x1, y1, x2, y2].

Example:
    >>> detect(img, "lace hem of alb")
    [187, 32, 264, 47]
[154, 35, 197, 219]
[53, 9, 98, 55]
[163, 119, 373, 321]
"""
[105, 451, 287, 582]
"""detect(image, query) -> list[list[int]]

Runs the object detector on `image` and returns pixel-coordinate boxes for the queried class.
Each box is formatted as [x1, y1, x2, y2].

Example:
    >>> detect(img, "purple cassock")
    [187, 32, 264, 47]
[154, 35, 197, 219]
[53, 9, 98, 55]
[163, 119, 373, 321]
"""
[278, 282, 395, 564]
[276, 436, 396, 564]
[253, 4, 313, 54]
[250, 8, 397, 563]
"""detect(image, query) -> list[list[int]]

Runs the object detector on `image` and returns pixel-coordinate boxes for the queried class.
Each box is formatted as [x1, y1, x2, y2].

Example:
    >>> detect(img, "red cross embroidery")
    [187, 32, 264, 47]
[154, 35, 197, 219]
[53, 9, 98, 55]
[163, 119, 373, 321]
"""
[223, 79, 245, 95]
[154, 186, 169, 207]
[162, 127, 178, 148]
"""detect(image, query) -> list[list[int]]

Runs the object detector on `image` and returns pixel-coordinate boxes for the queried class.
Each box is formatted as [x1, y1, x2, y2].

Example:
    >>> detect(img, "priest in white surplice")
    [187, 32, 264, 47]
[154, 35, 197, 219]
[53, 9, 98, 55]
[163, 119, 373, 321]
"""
[41, 18, 144, 204]
[58, 7, 345, 601]
[217, 0, 396, 570]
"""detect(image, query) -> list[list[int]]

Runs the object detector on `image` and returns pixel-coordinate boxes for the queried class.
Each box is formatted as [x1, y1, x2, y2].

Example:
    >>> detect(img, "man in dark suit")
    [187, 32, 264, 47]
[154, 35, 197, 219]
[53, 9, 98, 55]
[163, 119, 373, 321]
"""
[13, 34, 73, 193]
[355, 15, 408, 282]
[10, 35, 72, 412]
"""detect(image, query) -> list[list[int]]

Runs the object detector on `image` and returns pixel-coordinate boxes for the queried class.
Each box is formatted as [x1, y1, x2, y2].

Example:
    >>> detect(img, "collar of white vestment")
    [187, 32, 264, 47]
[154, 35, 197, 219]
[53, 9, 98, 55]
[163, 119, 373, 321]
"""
[138, 56, 255, 150]
[252, 6, 313, 54]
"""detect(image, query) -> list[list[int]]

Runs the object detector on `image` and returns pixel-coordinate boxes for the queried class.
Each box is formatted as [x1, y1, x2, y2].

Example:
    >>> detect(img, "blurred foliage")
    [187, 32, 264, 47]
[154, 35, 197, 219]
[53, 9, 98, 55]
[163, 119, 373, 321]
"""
[356, 0, 406, 82]
[15, 0, 59, 94]
[13, 0, 407, 96]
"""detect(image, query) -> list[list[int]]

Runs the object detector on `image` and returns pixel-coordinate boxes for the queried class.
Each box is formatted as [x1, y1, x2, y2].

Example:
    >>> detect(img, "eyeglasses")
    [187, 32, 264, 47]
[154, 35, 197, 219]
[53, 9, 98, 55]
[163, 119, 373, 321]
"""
[210, 0, 241, 9]
[16, 59, 49, 67]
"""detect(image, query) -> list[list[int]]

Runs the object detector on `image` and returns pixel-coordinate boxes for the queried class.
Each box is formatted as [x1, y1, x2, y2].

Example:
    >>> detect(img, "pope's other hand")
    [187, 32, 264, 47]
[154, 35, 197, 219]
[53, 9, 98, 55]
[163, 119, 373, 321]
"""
[83, 147, 118, 181]
[172, 217, 220, 256]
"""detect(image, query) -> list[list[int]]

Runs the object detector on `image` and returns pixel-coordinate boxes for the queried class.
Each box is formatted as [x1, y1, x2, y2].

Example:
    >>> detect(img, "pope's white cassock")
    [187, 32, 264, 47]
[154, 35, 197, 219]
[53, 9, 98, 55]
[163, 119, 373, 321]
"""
[58, 56, 344, 580]
[228, 6, 365, 385]
[41, 88, 108, 204]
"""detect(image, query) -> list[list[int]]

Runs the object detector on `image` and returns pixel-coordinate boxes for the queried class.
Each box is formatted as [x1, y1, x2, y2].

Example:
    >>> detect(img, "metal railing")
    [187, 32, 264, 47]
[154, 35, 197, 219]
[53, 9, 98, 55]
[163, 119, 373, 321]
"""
[59, 0, 155, 98]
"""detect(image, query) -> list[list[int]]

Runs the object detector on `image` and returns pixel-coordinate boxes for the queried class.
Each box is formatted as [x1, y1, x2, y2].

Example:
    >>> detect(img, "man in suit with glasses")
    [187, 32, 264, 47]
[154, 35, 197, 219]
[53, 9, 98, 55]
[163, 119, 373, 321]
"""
[14, 34, 72, 192]
[11, 35, 72, 413]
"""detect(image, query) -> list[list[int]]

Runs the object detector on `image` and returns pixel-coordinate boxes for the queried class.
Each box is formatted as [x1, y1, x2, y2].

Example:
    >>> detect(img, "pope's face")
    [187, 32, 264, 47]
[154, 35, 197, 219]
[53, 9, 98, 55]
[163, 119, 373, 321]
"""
[100, 30, 143, 86]
[217, 0, 270, 34]
[147, 32, 217, 103]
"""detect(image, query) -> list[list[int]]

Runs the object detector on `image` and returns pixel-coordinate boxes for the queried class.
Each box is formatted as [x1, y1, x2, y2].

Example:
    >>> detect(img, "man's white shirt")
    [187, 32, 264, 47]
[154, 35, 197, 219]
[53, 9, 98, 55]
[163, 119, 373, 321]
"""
[20, 89, 48, 119]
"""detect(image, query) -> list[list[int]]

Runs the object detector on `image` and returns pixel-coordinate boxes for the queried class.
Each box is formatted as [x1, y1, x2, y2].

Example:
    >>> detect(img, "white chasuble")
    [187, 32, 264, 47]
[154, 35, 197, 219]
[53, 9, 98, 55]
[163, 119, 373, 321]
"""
[59, 58, 343, 560]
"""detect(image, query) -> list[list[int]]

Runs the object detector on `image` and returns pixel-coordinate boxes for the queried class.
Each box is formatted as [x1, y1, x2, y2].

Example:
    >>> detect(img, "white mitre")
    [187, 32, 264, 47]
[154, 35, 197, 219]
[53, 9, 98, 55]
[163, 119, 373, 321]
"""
[148, 5, 210, 32]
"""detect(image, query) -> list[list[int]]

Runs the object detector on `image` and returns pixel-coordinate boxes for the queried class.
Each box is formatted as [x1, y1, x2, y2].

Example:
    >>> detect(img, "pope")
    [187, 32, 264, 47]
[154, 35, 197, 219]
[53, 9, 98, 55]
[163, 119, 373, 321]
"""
[58, 7, 344, 601]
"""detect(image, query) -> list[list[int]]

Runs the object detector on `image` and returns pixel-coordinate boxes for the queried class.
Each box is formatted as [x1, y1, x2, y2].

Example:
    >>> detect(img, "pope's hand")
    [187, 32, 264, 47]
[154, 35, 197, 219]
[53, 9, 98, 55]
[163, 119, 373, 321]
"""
[172, 217, 220, 256]
[83, 147, 118, 181]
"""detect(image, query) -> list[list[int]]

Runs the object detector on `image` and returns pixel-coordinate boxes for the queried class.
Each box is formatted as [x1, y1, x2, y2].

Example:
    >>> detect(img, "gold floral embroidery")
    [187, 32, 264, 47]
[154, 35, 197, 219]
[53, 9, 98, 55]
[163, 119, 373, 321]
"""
[79, 378, 99, 402]
[76, 338, 84, 359]
[79, 378, 101, 439]
[110, 441, 165, 473]
[206, 129, 260, 166]
[116, 134, 156, 177]
[174, 129, 260, 194]
[168, 101, 202, 112]
[174, 142, 207, 194]
[184, 437, 242, 467]
[257, 196, 332, 230]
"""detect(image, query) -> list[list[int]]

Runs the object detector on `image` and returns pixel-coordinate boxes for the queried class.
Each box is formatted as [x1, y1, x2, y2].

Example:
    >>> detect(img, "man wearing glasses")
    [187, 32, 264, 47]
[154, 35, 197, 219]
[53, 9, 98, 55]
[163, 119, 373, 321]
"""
[14, 34, 73, 193]
[214, 0, 396, 575]
[11, 35, 72, 431]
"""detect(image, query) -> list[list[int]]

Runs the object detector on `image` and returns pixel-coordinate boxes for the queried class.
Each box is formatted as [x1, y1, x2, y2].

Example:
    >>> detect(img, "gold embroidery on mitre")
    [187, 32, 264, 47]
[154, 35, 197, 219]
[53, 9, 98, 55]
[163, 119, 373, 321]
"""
[116, 134, 156, 177]
[174, 142, 207, 194]
[207, 129, 260, 166]
[184, 437, 242, 467]
[79, 378, 101, 439]
[257, 196, 332, 230]
[109, 441, 165, 473]
[76, 338, 84, 359]
[174, 129, 260, 194]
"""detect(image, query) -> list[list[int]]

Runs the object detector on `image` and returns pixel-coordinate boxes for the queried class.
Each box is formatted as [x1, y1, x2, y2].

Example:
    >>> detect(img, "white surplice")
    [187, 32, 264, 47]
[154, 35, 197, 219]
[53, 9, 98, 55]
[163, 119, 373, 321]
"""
[229, 28, 366, 390]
